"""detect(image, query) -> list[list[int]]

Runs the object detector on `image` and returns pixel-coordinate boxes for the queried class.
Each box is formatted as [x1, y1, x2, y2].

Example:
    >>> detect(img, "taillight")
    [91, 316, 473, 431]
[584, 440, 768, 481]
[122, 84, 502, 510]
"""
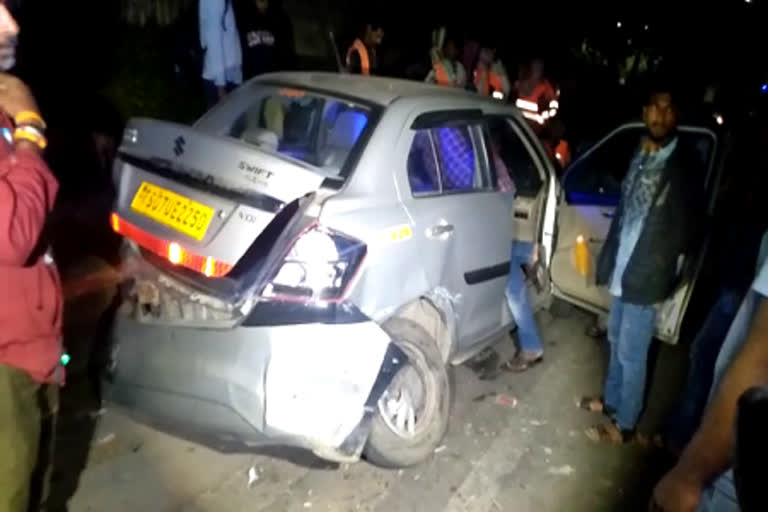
[111, 213, 233, 278]
[261, 225, 366, 304]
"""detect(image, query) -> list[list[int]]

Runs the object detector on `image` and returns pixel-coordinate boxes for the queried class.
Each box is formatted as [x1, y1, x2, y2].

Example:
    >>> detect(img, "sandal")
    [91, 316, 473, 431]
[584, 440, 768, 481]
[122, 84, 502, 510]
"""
[585, 421, 634, 444]
[576, 396, 615, 417]
[501, 351, 543, 373]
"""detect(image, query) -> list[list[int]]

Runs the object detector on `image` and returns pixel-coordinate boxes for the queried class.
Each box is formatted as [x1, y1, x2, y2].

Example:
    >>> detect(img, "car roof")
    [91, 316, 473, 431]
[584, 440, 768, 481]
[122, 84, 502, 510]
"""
[252, 71, 491, 106]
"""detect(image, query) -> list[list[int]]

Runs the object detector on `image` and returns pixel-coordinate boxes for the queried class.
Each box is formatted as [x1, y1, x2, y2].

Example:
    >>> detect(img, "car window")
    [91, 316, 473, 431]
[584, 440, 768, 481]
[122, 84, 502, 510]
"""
[564, 127, 715, 206]
[222, 86, 374, 179]
[407, 125, 488, 196]
[407, 130, 440, 194]
[484, 117, 543, 197]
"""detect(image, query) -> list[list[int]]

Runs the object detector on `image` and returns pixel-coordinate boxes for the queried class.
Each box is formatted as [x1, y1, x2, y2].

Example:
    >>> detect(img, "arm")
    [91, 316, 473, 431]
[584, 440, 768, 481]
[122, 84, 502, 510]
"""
[199, 0, 226, 86]
[652, 292, 768, 511]
[347, 50, 362, 74]
[0, 147, 58, 266]
[456, 62, 467, 88]
[424, 69, 436, 83]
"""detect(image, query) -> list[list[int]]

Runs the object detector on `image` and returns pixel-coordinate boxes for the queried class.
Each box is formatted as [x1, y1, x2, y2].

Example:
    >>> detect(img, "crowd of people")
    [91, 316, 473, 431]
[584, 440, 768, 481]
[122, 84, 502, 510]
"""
[0, 1, 767, 511]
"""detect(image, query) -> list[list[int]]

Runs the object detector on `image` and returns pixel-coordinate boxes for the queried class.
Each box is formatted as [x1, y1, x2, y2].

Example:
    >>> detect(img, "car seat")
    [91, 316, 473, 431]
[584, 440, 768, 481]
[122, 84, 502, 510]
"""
[320, 110, 368, 173]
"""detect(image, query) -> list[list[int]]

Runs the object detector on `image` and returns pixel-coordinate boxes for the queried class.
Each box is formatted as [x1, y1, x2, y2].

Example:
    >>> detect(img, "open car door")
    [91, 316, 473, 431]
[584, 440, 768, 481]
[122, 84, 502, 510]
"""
[548, 123, 720, 344]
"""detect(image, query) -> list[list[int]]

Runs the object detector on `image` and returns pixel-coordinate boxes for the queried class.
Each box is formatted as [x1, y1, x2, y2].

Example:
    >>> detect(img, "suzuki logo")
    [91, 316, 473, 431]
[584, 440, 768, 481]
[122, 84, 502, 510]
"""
[173, 136, 186, 157]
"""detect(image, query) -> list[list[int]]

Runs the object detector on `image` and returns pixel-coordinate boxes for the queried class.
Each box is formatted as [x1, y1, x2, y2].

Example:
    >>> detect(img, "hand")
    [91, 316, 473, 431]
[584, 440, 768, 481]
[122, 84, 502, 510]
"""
[0, 73, 39, 119]
[649, 468, 703, 512]
[531, 244, 541, 266]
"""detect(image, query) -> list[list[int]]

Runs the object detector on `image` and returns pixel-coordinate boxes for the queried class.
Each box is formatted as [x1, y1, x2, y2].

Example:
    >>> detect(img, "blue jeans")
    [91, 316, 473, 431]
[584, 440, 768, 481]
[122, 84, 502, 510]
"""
[604, 297, 656, 431]
[505, 241, 543, 354]
[664, 289, 742, 449]
[698, 470, 740, 512]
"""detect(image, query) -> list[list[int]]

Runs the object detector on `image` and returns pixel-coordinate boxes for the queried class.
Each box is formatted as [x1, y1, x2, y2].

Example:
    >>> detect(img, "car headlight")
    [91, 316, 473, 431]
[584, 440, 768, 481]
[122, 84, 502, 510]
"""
[261, 225, 367, 304]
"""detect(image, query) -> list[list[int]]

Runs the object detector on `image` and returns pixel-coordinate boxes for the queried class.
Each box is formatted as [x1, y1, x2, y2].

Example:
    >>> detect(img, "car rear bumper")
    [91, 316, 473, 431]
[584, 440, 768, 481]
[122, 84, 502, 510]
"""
[105, 309, 405, 462]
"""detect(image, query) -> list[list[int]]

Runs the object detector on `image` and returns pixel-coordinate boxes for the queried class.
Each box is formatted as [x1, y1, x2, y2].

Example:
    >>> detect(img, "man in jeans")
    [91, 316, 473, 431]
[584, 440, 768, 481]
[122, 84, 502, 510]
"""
[0, 2, 63, 510]
[578, 85, 703, 442]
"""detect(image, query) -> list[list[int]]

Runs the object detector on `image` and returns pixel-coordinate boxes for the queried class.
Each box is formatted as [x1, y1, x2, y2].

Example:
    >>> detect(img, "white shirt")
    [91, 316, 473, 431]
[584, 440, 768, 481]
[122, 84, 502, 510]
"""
[199, 0, 243, 86]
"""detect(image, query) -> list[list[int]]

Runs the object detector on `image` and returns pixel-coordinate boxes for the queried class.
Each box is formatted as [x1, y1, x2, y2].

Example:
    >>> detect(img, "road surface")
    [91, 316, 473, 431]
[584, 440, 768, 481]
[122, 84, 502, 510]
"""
[51, 305, 683, 512]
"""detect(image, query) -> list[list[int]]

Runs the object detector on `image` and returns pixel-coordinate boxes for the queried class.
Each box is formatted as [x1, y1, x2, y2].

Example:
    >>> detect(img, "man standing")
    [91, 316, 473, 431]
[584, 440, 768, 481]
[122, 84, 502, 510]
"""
[346, 21, 383, 76]
[578, 86, 703, 443]
[472, 47, 510, 99]
[425, 28, 466, 88]
[0, 2, 63, 511]
[200, 0, 243, 107]
[234, 0, 295, 80]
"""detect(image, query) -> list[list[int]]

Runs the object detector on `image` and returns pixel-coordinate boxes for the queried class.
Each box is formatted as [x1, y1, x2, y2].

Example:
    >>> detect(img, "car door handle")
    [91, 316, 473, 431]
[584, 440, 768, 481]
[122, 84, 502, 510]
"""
[427, 224, 455, 239]
[601, 211, 614, 218]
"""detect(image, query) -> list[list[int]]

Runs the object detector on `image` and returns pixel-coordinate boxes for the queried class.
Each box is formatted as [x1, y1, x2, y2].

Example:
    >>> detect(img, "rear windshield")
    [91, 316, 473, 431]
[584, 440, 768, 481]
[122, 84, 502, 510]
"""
[197, 84, 377, 180]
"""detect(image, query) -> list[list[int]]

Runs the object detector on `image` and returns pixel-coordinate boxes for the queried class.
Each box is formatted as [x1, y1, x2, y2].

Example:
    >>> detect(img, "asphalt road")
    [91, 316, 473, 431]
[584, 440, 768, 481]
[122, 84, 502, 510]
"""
[52, 306, 682, 512]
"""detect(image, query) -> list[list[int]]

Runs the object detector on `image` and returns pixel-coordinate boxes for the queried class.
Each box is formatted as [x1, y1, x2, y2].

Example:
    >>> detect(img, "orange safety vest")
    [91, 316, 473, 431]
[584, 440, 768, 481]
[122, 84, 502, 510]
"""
[474, 69, 504, 96]
[516, 80, 558, 124]
[346, 39, 371, 76]
[434, 60, 461, 87]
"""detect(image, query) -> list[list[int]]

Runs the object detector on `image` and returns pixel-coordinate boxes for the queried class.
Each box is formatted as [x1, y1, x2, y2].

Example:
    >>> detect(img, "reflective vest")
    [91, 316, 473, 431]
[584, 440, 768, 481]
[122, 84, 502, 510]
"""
[434, 60, 462, 87]
[515, 80, 558, 125]
[346, 39, 371, 76]
[474, 69, 505, 96]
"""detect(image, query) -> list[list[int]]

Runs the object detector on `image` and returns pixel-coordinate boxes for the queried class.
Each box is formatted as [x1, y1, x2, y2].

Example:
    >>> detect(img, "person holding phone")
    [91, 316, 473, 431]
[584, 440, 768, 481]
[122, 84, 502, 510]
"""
[0, 2, 63, 511]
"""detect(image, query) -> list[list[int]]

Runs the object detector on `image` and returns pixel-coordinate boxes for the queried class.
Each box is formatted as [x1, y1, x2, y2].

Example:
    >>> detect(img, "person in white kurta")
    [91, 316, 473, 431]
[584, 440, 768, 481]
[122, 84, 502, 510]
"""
[200, 0, 242, 106]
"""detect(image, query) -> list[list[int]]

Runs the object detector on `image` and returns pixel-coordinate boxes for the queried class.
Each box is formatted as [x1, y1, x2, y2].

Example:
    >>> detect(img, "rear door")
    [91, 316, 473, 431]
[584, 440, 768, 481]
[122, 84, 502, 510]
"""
[549, 123, 719, 343]
[397, 111, 510, 347]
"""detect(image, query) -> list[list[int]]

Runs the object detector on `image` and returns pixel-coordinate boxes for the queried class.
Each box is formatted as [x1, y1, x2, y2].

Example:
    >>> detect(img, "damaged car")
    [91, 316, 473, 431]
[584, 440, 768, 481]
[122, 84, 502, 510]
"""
[106, 72, 721, 467]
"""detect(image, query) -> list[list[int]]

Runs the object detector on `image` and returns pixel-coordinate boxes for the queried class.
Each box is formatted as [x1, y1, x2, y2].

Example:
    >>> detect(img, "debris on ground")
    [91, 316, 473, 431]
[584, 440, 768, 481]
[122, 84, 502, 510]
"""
[303, 501, 312, 508]
[434, 445, 447, 454]
[92, 433, 115, 447]
[529, 419, 546, 426]
[494, 394, 518, 408]
[547, 465, 575, 476]
[247, 466, 259, 488]
[543, 447, 553, 455]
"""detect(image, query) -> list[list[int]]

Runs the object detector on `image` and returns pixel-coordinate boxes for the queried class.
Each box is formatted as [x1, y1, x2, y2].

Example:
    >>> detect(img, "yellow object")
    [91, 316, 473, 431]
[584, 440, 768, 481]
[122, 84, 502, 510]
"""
[388, 224, 412, 242]
[574, 235, 591, 277]
[14, 110, 46, 129]
[13, 126, 47, 149]
[130, 181, 215, 241]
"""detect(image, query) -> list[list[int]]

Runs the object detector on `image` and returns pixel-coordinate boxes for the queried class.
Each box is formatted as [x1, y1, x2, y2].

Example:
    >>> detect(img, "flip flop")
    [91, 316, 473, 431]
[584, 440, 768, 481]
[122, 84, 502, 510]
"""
[501, 353, 543, 373]
[585, 422, 634, 444]
[576, 395, 614, 417]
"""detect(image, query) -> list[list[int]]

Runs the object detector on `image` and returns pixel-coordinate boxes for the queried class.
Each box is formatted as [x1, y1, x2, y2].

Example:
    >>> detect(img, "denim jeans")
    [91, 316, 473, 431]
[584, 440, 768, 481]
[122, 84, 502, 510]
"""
[664, 289, 742, 449]
[698, 470, 740, 512]
[604, 297, 656, 431]
[505, 241, 543, 354]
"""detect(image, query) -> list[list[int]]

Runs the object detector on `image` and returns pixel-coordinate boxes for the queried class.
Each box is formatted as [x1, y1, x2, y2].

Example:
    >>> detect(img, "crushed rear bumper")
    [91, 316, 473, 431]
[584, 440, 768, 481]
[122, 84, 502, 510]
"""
[105, 305, 405, 462]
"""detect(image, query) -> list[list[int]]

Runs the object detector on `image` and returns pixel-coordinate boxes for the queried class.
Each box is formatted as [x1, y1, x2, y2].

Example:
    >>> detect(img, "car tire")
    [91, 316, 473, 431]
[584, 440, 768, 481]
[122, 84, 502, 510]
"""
[364, 317, 451, 468]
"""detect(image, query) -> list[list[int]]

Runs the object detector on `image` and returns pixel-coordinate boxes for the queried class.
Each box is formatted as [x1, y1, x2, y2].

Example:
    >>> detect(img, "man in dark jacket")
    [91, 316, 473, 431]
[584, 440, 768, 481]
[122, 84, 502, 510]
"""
[235, 0, 295, 80]
[579, 85, 704, 443]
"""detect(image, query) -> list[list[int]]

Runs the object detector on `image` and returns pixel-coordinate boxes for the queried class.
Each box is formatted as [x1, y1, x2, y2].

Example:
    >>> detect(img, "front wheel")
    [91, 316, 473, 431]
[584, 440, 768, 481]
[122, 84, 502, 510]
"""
[364, 318, 451, 468]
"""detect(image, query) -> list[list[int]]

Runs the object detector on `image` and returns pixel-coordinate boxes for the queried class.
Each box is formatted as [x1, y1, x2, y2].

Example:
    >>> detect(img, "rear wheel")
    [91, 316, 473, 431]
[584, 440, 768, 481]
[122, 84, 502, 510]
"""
[364, 318, 451, 468]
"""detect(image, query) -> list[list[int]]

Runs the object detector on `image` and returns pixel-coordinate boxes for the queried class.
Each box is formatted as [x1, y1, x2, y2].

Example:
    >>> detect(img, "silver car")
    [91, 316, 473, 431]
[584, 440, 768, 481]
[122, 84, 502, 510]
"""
[107, 72, 721, 467]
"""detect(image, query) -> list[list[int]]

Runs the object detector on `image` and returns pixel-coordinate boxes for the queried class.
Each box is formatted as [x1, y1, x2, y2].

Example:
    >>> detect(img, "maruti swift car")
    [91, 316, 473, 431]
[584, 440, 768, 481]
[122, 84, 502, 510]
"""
[106, 72, 721, 467]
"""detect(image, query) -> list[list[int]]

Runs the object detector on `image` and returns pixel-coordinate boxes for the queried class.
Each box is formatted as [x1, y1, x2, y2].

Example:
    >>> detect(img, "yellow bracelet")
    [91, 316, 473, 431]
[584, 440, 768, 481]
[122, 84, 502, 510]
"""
[14, 110, 46, 129]
[13, 126, 47, 149]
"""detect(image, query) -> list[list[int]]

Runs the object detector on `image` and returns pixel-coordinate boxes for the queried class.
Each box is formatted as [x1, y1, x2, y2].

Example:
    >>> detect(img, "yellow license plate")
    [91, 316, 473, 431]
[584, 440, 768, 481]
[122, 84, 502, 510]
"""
[130, 182, 215, 241]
